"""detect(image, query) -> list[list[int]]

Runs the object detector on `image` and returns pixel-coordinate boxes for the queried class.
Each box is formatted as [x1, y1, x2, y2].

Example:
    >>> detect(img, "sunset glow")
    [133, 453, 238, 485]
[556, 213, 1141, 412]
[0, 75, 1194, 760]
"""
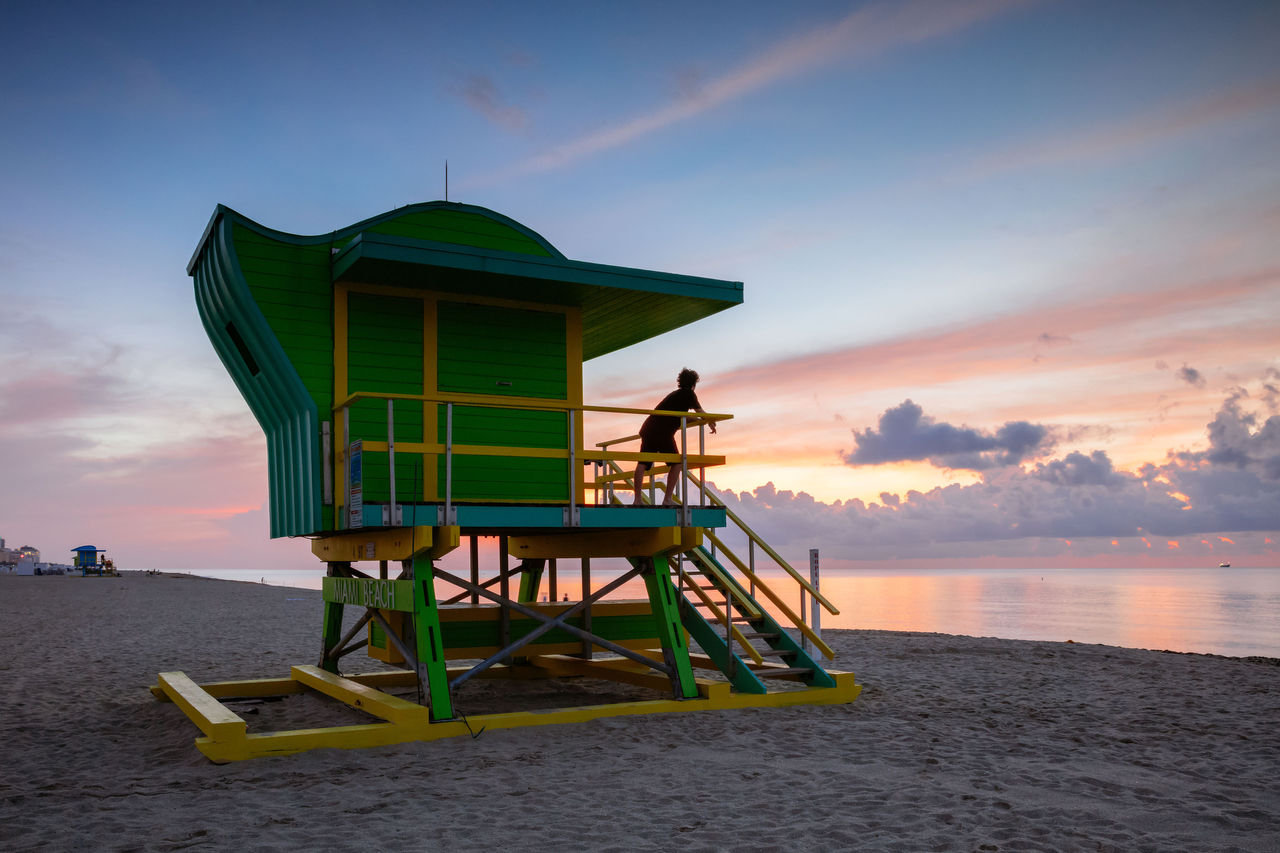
[1, 2, 1276, 572]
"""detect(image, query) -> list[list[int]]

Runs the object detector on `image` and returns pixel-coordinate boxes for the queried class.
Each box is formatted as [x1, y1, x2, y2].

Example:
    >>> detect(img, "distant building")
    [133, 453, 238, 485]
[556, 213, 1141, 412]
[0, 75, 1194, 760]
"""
[19, 545, 40, 562]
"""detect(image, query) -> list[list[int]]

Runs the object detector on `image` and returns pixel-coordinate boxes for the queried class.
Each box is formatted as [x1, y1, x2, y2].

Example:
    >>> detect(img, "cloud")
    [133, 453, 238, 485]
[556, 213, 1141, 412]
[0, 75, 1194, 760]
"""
[720, 378, 1280, 560]
[490, 0, 1025, 179]
[844, 399, 1053, 470]
[1032, 450, 1120, 487]
[1178, 364, 1206, 387]
[455, 73, 528, 131]
[963, 75, 1280, 179]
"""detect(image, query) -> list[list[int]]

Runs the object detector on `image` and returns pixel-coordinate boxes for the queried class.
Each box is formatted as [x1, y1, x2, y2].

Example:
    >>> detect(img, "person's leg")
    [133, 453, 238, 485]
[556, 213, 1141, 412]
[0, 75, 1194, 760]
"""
[662, 463, 684, 505]
[634, 463, 649, 505]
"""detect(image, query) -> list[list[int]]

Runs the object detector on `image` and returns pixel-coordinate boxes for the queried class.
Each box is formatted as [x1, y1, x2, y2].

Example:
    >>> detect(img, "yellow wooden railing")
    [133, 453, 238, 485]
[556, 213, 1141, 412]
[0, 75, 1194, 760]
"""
[326, 390, 732, 526]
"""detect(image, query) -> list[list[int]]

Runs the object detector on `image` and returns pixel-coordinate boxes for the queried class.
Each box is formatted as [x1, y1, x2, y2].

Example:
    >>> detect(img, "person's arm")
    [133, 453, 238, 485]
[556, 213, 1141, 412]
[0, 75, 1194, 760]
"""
[694, 405, 717, 434]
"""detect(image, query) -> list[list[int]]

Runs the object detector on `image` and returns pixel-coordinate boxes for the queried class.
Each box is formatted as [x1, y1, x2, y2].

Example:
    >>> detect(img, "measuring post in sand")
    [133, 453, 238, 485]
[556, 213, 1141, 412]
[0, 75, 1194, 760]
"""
[152, 200, 860, 762]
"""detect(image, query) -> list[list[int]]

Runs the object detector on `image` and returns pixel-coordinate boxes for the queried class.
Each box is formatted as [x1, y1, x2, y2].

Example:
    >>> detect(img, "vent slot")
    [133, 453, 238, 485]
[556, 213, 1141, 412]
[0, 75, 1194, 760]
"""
[225, 322, 261, 377]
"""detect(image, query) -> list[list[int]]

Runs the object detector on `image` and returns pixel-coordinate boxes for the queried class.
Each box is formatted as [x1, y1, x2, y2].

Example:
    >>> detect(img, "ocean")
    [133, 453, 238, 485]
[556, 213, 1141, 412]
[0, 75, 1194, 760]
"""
[171, 565, 1280, 659]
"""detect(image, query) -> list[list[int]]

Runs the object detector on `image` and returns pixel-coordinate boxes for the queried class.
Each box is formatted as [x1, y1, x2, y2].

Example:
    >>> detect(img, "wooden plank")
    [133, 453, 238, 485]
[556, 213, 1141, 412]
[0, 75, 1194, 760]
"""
[291, 665, 430, 725]
[508, 527, 691, 559]
[157, 671, 247, 740]
[530, 653, 673, 691]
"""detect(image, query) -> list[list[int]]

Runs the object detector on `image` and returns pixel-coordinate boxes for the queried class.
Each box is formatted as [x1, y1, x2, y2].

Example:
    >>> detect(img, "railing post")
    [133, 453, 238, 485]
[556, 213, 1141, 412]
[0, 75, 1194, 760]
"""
[342, 406, 351, 529]
[321, 421, 332, 505]
[567, 409, 578, 526]
[699, 422, 706, 507]
[810, 548, 821, 645]
[748, 538, 756, 598]
[679, 416, 690, 526]
[387, 398, 397, 525]
[444, 402, 454, 526]
[724, 585, 734, 678]
[800, 584, 809, 654]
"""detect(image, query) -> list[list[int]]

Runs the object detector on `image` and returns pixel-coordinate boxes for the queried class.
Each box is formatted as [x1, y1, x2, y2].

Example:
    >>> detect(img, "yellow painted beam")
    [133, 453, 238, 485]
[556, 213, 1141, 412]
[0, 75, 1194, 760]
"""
[291, 665, 431, 726]
[156, 671, 248, 740]
[185, 669, 860, 763]
[507, 527, 699, 559]
[151, 676, 303, 701]
[529, 654, 674, 692]
[310, 526, 458, 562]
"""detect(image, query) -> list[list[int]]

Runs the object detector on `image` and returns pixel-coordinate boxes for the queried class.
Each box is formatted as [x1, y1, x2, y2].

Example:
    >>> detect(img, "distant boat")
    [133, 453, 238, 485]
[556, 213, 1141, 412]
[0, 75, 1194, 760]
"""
[1219, 561, 1230, 568]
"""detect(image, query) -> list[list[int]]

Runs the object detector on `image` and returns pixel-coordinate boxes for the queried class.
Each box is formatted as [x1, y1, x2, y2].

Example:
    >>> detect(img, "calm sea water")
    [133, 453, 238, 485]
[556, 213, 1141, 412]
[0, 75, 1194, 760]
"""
[173, 565, 1280, 659]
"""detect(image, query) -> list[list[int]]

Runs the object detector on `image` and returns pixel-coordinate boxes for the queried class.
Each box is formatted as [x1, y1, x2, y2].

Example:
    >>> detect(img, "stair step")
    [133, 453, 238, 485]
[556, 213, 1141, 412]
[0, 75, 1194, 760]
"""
[731, 615, 763, 623]
[740, 632, 780, 640]
[750, 666, 812, 679]
[757, 648, 796, 658]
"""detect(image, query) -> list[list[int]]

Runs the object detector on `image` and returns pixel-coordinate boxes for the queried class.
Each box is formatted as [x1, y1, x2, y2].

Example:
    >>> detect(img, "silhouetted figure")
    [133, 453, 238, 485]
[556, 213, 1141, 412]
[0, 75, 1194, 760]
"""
[633, 368, 715, 506]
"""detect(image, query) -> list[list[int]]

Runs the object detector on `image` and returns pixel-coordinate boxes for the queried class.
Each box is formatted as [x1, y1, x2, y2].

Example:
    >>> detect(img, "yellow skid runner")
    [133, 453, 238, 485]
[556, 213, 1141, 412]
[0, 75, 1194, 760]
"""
[153, 662, 861, 763]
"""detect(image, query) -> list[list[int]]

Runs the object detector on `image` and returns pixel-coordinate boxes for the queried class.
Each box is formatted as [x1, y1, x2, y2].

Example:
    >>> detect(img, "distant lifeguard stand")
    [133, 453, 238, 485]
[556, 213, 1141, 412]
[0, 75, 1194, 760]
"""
[72, 545, 115, 576]
[154, 202, 859, 761]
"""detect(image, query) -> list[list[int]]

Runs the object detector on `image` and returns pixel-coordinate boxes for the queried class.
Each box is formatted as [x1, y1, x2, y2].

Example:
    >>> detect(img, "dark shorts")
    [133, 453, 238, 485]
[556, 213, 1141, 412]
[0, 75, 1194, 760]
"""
[638, 430, 678, 468]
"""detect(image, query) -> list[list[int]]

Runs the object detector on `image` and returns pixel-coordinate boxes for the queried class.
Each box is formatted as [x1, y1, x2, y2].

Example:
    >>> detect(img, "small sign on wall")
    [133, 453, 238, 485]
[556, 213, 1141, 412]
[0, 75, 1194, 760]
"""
[348, 439, 363, 529]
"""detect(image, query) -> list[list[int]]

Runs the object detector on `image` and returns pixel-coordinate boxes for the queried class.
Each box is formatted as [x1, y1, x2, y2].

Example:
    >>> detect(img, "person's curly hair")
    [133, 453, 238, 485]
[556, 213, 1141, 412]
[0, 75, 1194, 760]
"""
[678, 368, 699, 389]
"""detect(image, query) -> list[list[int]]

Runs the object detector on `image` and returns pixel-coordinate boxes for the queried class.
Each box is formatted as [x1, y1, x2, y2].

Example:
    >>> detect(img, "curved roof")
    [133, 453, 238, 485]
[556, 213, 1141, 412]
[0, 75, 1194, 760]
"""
[189, 201, 743, 360]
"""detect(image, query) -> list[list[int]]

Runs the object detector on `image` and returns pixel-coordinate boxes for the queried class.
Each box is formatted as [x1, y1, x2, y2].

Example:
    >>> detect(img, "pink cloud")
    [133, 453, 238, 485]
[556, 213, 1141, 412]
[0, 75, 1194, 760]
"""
[964, 75, 1280, 179]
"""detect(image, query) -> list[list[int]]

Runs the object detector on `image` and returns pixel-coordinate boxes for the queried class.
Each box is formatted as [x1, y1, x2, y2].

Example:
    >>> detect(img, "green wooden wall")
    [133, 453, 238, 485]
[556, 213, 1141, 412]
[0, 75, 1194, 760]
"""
[348, 292, 426, 503]
[436, 301, 570, 502]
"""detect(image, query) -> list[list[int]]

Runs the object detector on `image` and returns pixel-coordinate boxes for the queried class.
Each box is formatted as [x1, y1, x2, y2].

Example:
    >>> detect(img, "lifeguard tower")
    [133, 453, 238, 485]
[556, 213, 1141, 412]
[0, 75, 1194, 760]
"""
[154, 202, 859, 761]
[73, 545, 116, 576]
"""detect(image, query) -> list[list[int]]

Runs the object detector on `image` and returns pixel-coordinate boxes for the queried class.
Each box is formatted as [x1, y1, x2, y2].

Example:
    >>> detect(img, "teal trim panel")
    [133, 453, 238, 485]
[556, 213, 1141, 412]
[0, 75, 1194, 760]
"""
[332, 231, 742, 360]
[191, 213, 322, 538]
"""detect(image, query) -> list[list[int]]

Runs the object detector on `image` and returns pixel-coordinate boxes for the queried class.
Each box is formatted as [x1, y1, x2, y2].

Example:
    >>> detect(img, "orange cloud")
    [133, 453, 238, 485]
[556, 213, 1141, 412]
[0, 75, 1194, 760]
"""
[1219, 536, 1236, 545]
[1167, 540, 1180, 550]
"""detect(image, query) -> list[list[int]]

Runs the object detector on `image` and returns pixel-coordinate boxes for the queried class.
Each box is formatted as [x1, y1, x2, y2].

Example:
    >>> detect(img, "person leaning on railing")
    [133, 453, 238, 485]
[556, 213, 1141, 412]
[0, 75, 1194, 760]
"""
[633, 368, 716, 506]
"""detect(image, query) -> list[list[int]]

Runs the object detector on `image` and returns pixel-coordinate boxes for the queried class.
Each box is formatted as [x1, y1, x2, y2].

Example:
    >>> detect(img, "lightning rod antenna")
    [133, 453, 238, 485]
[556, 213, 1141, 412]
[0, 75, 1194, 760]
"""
[445, 160, 449, 202]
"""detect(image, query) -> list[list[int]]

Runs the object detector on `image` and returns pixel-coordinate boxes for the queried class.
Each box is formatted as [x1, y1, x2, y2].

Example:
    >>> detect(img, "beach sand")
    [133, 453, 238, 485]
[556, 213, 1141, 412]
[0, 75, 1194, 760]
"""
[1, 572, 1277, 852]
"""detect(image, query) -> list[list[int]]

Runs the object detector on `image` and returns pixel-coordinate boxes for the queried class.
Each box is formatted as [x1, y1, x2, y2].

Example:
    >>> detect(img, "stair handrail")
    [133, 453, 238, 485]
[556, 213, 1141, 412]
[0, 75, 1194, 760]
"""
[684, 470, 838, 616]
[599, 457, 838, 657]
[695, 533, 836, 659]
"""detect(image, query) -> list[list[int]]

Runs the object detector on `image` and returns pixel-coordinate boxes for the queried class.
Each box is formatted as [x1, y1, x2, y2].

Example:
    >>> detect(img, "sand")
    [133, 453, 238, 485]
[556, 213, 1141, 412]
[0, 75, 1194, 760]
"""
[1, 572, 1277, 852]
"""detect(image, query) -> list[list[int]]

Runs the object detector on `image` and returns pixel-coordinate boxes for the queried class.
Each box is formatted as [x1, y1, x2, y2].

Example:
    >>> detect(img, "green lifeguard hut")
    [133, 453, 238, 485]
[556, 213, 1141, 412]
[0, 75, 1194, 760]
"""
[155, 201, 859, 762]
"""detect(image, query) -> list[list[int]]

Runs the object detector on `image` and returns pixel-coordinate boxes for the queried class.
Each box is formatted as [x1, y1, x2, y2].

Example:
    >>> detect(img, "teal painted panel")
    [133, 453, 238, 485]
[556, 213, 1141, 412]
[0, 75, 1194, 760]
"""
[196, 218, 323, 537]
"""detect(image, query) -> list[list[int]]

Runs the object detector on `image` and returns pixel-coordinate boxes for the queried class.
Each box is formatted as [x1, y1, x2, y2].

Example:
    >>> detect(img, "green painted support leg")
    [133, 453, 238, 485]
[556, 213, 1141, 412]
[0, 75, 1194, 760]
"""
[320, 562, 346, 673]
[517, 558, 546, 604]
[679, 606, 768, 694]
[412, 556, 454, 721]
[642, 554, 699, 699]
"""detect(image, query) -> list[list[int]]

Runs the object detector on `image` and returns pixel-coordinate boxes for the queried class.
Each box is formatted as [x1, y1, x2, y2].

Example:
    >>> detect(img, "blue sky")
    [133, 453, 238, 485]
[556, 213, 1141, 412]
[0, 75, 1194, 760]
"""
[2, 0, 1278, 570]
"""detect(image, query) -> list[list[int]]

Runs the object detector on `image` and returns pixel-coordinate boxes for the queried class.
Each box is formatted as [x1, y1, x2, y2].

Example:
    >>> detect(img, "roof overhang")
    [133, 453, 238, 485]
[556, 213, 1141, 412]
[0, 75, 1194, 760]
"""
[332, 232, 743, 360]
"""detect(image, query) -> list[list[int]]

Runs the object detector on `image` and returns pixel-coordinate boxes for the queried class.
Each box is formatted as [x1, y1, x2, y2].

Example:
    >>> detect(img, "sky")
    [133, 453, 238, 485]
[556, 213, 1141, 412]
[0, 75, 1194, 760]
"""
[1, 0, 1278, 572]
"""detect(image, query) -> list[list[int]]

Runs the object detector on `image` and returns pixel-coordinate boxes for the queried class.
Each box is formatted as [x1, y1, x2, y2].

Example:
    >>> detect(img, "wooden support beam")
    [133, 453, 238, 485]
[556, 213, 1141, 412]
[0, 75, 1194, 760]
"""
[508, 526, 699, 560]
[291, 665, 430, 726]
[156, 671, 247, 740]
